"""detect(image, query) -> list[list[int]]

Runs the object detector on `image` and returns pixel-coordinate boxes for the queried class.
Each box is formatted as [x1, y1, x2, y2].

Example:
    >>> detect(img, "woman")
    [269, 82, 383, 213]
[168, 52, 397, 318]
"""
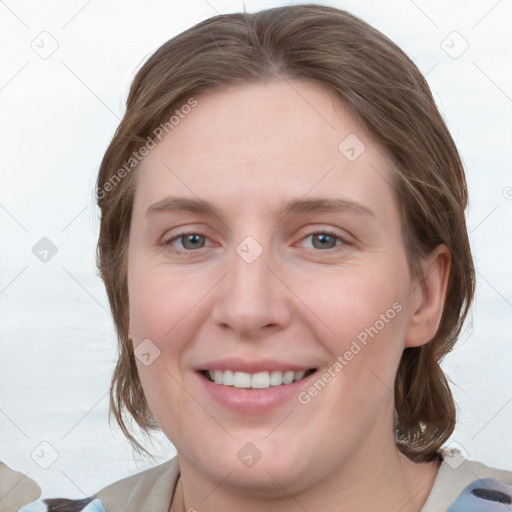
[14, 4, 512, 511]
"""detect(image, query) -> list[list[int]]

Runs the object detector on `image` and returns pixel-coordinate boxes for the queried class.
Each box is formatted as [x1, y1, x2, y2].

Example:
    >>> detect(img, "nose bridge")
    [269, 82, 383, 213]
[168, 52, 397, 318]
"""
[233, 234, 270, 292]
[211, 233, 287, 335]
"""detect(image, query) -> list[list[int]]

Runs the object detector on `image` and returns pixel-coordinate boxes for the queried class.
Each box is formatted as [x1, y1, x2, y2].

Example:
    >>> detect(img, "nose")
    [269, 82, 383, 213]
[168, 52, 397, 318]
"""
[210, 238, 291, 339]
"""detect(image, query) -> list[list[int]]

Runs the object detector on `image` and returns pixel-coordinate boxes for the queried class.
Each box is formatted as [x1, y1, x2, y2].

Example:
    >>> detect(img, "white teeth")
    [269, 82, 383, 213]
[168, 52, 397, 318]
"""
[205, 369, 311, 389]
[293, 370, 306, 382]
[222, 370, 234, 385]
[213, 369, 235, 385]
[269, 370, 283, 386]
[282, 370, 295, 384]
[234, 371, 251, 388]
[251, 372, 270, 389]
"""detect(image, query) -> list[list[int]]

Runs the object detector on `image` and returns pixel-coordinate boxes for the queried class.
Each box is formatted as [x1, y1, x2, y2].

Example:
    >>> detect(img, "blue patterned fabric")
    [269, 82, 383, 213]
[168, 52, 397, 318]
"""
[447, 477, 512, 511]
[16, 497, 105, 512]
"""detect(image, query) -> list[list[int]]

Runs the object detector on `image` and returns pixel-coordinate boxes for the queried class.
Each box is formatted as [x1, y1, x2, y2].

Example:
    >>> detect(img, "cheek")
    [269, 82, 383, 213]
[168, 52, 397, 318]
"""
[127, 264, 207, 409]
[313, 263, 410, 399]
[127, 268, 182, 400]
[319, 265, 408, 341]
[127, 268, 192, 431]
[128, 262, 198, 344]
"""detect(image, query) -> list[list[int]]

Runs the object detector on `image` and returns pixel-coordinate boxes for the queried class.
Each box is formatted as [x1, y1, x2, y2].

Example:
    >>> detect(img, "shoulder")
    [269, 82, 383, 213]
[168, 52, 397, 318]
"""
[421, 449, 512, 512]
[93, 455, 180, 510]
[0, 461, 41, 510]
[14, 456, 180, 512]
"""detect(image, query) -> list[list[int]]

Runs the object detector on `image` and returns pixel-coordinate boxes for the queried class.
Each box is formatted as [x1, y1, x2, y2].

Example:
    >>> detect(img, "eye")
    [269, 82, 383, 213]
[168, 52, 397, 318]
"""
[163, 229, 347, 253]
[164, 233, 209, 251]
[299, 230, 345, 251]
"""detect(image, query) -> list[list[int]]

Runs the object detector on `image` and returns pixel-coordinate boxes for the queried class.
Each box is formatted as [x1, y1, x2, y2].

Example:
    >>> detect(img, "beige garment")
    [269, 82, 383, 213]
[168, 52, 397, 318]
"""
[420, 454, 512, 511]
[92, 453, 512, 511]
[94, 456, 180, 512]
[0, 462, 41, 512]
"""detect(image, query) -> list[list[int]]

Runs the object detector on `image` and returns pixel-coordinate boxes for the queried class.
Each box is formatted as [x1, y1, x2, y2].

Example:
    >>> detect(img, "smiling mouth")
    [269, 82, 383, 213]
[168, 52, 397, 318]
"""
[199, 368, 317, 389]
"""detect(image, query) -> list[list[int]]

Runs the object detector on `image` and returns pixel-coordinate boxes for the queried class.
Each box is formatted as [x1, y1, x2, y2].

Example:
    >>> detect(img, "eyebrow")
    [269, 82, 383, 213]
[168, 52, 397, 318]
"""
[146, 196, 375, 219]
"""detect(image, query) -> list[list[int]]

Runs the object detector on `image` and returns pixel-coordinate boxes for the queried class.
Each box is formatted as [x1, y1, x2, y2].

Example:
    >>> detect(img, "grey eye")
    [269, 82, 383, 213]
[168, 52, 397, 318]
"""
[311, 233, 338, 250]
[179, 234, 206, 250]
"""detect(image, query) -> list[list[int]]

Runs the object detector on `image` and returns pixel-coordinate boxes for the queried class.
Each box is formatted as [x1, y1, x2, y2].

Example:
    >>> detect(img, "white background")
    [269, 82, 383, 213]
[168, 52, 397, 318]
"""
[1, 0, 511, 500]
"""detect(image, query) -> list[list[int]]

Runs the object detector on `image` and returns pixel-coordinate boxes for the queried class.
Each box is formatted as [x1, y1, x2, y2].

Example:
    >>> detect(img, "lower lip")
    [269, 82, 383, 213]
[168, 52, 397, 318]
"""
[197, 371, 318, 414]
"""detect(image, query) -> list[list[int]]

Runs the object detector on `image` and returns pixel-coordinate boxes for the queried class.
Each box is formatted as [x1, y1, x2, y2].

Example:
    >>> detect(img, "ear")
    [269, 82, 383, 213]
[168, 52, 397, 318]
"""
[404, 244, 451, 348]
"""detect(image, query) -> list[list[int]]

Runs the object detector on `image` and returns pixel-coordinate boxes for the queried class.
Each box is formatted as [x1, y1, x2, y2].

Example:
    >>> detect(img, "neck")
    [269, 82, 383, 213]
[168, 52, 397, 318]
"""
[171, 441, 441, 512]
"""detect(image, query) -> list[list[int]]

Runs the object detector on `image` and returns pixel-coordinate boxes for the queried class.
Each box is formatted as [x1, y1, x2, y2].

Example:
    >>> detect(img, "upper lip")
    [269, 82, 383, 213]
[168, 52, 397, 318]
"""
[197, 358, 316, 373]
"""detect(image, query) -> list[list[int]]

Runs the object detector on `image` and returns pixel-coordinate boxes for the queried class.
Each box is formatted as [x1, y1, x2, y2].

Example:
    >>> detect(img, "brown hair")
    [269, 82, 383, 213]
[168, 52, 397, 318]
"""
[95, 4, 475, 462]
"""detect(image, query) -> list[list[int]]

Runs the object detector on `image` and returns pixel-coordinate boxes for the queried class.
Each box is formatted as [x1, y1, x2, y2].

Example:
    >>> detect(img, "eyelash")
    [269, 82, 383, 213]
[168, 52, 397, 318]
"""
[163, 229, 347, 254]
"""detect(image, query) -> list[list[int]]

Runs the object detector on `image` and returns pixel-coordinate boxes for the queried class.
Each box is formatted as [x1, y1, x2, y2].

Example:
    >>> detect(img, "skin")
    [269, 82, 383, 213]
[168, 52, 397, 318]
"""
[126, 79, 451, 512]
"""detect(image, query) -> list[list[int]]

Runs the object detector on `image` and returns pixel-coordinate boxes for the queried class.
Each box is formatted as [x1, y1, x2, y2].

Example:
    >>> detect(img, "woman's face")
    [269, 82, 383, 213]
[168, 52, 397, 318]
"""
[127, 79, 430, 492]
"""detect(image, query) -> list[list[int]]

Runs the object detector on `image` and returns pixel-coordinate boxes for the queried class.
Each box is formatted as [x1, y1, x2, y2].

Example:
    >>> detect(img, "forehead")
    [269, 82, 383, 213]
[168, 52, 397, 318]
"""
[133, 79, 396, 219]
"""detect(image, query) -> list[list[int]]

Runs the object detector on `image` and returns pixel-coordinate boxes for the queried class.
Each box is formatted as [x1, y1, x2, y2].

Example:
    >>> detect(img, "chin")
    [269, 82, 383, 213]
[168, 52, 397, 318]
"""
[196, 436, 314, 495]
[212, 459, 308, 498]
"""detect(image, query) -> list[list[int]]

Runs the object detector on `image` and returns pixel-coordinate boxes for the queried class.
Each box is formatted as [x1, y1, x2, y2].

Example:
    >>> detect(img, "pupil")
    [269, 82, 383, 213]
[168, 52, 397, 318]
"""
[314, 234, 335, 249]
[183, 234, 203, 250]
